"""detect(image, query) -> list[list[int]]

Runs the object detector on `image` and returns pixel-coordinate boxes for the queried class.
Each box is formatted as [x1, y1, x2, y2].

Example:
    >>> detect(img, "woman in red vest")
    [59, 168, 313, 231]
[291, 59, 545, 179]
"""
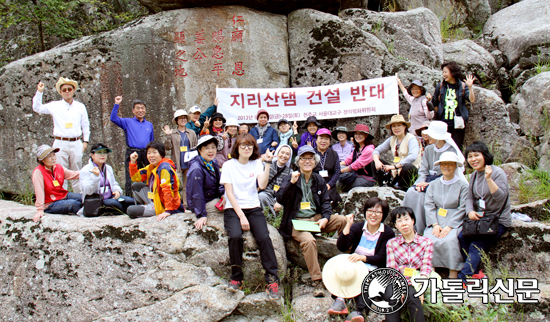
[32, 144, 81, 222]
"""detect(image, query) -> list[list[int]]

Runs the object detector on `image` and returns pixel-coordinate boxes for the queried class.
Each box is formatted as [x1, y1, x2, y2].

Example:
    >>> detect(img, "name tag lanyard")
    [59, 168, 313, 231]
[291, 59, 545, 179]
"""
[49, 169, 60, 187]
[474, 173, 486, 209]
[439, 184, 452, 217]
[300, 176, 312, 208]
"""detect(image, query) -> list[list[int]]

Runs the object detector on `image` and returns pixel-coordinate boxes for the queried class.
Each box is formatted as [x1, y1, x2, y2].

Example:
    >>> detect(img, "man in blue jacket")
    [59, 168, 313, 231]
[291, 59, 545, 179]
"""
[186, 135, 225, 229]
[110, 96, 154, 195]
[186, 98, 218, 136]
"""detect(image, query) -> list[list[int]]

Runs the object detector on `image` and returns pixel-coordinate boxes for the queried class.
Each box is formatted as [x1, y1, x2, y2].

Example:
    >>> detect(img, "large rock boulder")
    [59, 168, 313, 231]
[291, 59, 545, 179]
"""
[483, 0, 550, 67]
[288, 8, 440, 142]
[138, 0, 340, 15]
[464, 86, 537, 165]
[0, 6, 289, 194]
[340, 8, 444, 68]
[443, 39, 498, 87]
[393, 0, 491, 31]
[0, 200, 286, 321]
[513, 72, 550, 138]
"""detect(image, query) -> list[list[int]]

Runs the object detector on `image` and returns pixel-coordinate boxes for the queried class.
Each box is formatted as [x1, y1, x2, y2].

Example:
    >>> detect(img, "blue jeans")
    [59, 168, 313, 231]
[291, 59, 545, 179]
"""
[44, 192, 82, 214]
[457, 224, 508, 283]
[102, 196, 135, 214]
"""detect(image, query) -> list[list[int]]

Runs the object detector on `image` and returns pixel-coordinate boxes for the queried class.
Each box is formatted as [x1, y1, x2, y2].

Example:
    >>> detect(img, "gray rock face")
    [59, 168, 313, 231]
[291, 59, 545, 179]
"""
[483, 0, 550, 66]
[393, 0, 491, 29]
[0, 200, 286, 321]
[464, 86, 536, 165]
[138, 0, 340, 15]
[513, 72, 550, 138]
[443, 39, 498, 87]
[291, 294, 333, 322]
[491, 220, 550, 286]
[499, 162, 530, 205]
[512, 199, 550, 222]
[288, 8, 440, 143]
[0, 6, 289, 194]
[340, 8, 444, 68]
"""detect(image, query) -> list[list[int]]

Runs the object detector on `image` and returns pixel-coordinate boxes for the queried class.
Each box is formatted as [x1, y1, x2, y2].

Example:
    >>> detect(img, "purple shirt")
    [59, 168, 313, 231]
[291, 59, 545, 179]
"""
[332, 141, 353, 162]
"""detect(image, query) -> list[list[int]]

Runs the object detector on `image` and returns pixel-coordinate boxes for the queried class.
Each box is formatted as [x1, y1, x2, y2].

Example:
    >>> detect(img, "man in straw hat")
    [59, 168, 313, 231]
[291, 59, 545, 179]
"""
[111, 95, 154, 196]
[33, 78, 90, 193]
[276, 145, 347, 297]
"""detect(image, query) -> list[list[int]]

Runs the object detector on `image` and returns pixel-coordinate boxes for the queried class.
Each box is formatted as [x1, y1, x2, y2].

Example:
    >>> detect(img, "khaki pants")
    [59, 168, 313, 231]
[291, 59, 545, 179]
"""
[53, 139, 83, 193]
[291, 214, 347, 281]
[205, 198, 223, 214]
[179, 169, 189, 206]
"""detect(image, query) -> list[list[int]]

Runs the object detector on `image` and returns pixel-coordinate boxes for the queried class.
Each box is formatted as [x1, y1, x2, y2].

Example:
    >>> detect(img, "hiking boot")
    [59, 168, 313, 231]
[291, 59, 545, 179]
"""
[266, 282, 280, 299]
[227, 280, 242, 292]
[345, 311, 365, 322]
[327, 297, 348, 315]
[312, 280, 326, 297]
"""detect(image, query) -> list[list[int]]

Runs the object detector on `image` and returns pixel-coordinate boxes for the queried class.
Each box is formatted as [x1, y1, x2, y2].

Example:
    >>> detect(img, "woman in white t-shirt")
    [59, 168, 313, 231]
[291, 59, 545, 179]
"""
[220, 133, 280, 299]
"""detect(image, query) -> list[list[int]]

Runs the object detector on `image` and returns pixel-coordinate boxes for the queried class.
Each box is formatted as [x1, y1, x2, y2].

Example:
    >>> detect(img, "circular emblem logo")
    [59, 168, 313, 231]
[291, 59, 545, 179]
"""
[361, 268, 409, 314]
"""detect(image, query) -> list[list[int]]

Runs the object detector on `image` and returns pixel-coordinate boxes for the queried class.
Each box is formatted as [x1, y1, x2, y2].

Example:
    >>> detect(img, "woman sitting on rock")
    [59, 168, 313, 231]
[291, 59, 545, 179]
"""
[423, 152, 468, 278]
[401, 121, 465, 234]
[314, 128, 341, 208]
[126, 141, 184, 221]
[339, 124, 377, 192]
[258, 144, 293, 219]
[327, 197, 395, 321]
[249, 109, 279, 155]
[80, 143, 135, 215]
[373, 114, 421, 191]
[220, 133, 280, 299]
[457, 141, 511, 283]
[187, 135, 225, 230]
[32, 144, 81, 222]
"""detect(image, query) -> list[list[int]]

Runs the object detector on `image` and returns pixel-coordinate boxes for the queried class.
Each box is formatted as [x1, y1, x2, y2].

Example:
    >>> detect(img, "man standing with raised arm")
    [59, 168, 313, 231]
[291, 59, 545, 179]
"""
[33, 78, 90, 193]
[110, 96, 154, 196]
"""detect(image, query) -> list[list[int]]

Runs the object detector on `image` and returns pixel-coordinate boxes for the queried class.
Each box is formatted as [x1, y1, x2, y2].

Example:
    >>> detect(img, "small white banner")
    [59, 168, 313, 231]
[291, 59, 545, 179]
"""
[216, 76, 399, 123]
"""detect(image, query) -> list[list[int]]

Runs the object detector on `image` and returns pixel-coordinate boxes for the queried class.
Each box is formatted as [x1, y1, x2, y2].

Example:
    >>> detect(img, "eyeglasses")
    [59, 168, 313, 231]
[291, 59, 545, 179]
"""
[61, 88, 74, 93]
[299, 157, 315, 162]
[366, 209, 384, 216]
[239, 144, 254, 149]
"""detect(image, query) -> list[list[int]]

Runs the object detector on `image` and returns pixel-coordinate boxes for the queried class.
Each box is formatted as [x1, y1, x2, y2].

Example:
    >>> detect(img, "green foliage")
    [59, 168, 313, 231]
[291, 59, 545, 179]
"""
[439, 14, 465, 43]
[371, 20, 383, 35]
[264, 206, 283, 228]
[534, 48, 550, 74]
[0, 0, 148, 67]
[517, 167, 550, 204]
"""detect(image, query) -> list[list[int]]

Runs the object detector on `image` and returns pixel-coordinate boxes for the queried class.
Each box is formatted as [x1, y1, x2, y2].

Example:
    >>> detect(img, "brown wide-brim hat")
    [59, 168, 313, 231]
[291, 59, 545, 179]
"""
[385, 114, 411, 130]
[36, 144, 60, 161]
[55, 77, 79, 95]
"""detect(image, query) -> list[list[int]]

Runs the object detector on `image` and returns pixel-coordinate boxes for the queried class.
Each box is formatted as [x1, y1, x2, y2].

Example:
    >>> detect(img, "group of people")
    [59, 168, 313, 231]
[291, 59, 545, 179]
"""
[30, 61, 510, 321]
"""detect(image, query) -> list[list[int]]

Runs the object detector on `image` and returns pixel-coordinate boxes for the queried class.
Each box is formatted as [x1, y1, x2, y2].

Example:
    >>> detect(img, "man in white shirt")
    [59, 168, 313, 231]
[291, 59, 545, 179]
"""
[33, 77, 90, 193]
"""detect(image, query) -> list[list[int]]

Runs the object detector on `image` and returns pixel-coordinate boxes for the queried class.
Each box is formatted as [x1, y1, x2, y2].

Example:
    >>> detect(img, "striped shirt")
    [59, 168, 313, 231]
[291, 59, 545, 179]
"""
[355, 223, 384, 271]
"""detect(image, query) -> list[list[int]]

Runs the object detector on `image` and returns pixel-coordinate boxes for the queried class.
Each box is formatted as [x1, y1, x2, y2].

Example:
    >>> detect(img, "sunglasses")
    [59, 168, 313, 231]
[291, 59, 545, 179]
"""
[61, 88, 74, 93]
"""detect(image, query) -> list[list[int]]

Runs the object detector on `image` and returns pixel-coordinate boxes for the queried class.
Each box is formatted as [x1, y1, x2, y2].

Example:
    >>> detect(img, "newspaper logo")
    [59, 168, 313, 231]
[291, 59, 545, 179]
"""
[361, 268, 408, 314]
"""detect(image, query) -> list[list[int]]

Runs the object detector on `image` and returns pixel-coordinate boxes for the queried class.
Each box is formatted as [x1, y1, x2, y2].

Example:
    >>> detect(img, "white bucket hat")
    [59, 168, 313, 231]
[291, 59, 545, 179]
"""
[224, 117, 240, 128]
[172, 109, 189, 124]
[434, 151, 464, 168]
[422, 121, 451, 141]
[188, 106, 201, 114]
[322, 254, 371, 298]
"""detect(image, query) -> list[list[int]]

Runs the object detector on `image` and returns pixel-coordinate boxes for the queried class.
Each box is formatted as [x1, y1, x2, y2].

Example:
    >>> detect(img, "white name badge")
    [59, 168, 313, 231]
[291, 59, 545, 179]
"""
[257, 138, 264, 144]
[319, 170, 329, 177]
[479, 199, 486, 209]
[429, 170, 437, 176]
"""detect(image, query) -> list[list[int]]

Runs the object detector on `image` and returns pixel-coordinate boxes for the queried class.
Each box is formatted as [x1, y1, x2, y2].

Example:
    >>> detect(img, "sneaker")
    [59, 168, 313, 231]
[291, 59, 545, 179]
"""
[345, 311, 364, 322]
[227, 280, 242, 292]
[327, 297, 348, 315]
[312, 280, 326, 297]
[472, 270, 486, 279]
[266, 282, 280, 299]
